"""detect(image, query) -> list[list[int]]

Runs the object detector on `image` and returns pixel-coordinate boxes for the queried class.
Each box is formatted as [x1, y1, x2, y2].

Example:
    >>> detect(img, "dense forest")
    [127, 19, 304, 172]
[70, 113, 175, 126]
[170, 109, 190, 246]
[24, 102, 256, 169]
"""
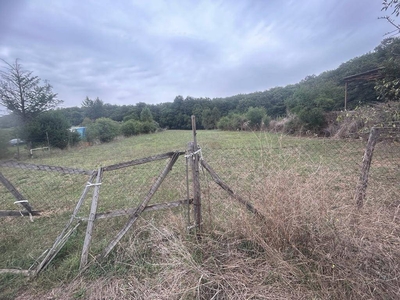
[1, 38, 399, 138]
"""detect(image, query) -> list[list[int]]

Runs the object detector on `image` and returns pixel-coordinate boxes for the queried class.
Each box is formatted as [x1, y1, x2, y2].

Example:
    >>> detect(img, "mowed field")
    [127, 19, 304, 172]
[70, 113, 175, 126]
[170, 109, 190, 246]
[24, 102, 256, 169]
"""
[1, 130, 400, 299]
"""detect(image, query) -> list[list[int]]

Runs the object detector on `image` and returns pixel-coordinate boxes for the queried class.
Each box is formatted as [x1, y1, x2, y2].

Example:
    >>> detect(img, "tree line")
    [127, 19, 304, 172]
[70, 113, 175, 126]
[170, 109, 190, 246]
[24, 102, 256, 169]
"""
[1, 37, 400, 152]
[56, 37, 400, 131]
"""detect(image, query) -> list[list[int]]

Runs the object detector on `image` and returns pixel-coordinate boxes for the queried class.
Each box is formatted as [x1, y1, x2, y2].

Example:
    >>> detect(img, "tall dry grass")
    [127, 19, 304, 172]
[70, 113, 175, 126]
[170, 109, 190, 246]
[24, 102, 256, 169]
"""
[13, 138, 400, 299]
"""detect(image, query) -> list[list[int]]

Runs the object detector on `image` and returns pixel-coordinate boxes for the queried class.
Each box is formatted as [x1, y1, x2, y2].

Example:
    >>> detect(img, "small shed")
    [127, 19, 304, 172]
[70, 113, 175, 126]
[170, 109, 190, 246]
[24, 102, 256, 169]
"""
[343, 67, 385, 110]
[70, 127, 86, 138]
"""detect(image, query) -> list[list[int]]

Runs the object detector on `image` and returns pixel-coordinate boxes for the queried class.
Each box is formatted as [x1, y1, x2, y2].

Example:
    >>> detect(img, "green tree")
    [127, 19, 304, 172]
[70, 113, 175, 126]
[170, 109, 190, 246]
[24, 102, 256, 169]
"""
[140, 106, 153, 122]
[82, 97, 104, 120]
[0, 59, 61, 124]
[202, 107, 221, 129]
[25, 110, 73, 149]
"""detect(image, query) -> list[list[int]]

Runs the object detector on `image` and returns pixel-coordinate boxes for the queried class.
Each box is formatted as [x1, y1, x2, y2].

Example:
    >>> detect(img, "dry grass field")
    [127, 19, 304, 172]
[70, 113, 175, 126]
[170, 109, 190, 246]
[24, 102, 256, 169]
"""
[1, 130, 399, 299]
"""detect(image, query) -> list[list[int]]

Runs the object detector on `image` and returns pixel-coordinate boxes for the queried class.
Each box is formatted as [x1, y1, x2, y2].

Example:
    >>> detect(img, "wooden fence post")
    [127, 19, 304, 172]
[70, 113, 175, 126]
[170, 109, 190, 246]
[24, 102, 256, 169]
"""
[190, 115, 202, 230]
[80, 167, 103, 269]
[0, 171, 34, 215]
[355, 127, 379, 209]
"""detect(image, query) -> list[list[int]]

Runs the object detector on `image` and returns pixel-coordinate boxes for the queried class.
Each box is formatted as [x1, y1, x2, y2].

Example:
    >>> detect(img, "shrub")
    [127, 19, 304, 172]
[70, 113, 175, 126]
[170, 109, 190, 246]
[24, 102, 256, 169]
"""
[68, 130, 81, 146]
[217, 116, 230, 130]
[262, 114, 271, 128]
[140, 121, 157, 134]
[86, 118, 120, 143]
[121, 120, 158, 136]
[217, 113, 247, 131]
[25, 111, 71, 149]
[121, 120, 139, 137]
[283, 114, 303, 134]
[246, 107, 266, 130]
[298, 107, 326, 131]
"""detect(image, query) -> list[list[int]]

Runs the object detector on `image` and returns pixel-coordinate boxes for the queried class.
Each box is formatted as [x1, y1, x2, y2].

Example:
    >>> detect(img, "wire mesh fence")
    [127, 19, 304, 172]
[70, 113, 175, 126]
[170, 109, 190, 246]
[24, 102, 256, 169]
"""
[198, 132, 400, 216]
[1, 128, 399, 274]
[0, 148, 190, 272]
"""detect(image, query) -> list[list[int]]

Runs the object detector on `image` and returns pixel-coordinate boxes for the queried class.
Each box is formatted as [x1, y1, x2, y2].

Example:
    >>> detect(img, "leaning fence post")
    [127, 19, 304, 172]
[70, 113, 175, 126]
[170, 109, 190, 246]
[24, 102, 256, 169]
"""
[355, 126, 379, 209]
[190, 115, 202, 230]
[80, 167, 103, 269]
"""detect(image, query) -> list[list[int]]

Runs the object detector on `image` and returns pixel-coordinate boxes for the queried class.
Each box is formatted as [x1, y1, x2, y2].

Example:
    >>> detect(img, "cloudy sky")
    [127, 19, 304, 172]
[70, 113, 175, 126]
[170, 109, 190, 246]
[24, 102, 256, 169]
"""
[0, 0, 394, 110]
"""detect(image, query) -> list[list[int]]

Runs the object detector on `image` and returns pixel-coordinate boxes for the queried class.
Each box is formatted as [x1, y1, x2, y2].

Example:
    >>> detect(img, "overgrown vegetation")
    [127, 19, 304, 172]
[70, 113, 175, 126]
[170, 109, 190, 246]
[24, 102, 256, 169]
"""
[0, 130, 399, 299]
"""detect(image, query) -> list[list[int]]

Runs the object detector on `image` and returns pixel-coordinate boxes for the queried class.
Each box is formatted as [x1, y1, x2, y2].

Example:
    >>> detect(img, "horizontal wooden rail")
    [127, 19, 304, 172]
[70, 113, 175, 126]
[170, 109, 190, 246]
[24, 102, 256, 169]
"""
[102, 151, 185, 172]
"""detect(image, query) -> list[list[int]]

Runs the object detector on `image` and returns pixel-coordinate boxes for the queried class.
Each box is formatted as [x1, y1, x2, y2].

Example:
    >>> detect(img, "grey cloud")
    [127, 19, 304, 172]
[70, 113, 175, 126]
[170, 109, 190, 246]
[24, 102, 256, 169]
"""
[0, 0, 394, 107]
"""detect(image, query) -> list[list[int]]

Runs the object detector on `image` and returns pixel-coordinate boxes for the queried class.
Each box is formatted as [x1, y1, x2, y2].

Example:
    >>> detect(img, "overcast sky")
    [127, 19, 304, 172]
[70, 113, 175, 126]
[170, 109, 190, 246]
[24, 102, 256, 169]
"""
[0, 0, 394, 111]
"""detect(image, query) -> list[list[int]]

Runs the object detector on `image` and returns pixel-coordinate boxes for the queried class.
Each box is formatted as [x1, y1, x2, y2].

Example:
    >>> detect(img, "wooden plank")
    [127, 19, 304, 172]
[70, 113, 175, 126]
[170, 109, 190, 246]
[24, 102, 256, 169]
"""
[102, 151, 184, 172]
[80, 167, 103, 269]
[0, 160, 92, 175]
[0, 171, 34, 214]
[34, 222, 81, 276]
[0, 210, 41, 217]
[80, 199, 194, 220]
[355, 127, 379, 209]
[101, 152, 181, 258]
[200, 159, 265, 221]
[34, 171, 97, 275]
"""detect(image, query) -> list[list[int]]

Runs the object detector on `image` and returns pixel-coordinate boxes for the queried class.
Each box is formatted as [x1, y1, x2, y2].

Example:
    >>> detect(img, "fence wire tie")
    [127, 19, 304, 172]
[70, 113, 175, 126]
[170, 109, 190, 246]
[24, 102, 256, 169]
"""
[14, 200, 29, 204]
[13, 200, 34, 222]
[184, 148, 203, 160]
[86, 182, 102, 187]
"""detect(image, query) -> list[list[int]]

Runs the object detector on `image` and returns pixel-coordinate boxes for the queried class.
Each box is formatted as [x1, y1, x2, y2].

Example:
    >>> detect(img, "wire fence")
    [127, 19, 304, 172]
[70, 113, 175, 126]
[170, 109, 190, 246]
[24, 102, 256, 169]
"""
[0, 149, 189, 272]
[199, 132, 400, 214]
[1, 128, 399, 272]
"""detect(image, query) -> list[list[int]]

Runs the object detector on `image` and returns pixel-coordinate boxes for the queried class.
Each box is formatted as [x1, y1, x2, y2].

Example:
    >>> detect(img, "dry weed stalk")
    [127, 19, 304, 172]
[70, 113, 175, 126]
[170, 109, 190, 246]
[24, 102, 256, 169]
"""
[15, 141, 400, 299]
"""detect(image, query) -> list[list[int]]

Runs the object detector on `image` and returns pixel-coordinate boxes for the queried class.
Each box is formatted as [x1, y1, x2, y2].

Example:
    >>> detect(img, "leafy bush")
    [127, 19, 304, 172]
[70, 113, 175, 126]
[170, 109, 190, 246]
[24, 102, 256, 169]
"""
[121, 120, 139, 137]
[217, 116, 230, 130]
[68, 131, 81, 146]
[217, 113, 246, 131]
[141, 121, 157, 134]
[121, 120, 158, 136]
[297, 107, 326, 131]
[246, 107, 266, 130]
[86, 118, 120, 143]
[25, 110, 71, 149]
[262, 114, 271, 128]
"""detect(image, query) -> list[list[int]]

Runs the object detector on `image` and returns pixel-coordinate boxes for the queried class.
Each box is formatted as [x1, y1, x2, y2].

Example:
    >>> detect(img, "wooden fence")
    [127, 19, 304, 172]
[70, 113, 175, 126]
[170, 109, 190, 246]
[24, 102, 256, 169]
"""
[1, 118, 398, 277]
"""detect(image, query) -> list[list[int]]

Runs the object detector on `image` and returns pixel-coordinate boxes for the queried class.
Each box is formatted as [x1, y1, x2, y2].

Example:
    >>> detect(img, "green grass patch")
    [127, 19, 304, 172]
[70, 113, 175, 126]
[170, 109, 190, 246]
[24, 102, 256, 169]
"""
[1, 130, 399, 299]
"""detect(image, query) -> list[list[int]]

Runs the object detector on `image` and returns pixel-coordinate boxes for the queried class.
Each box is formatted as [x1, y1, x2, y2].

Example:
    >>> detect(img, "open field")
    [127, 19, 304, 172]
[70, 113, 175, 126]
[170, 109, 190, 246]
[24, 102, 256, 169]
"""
[1, 130, 400, 299]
